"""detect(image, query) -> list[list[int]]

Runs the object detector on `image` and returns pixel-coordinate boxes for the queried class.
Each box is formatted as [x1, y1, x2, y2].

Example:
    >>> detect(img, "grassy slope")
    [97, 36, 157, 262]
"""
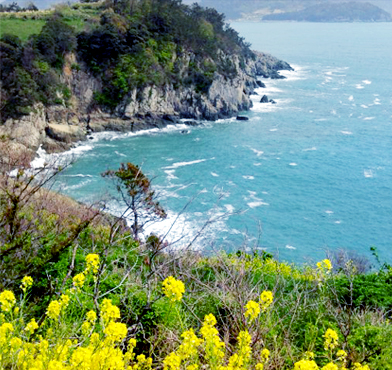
[0, 5, 100, 41]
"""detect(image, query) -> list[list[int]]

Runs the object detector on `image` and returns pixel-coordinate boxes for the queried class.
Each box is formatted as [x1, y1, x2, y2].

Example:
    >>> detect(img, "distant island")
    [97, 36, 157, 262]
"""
[263, 1, 392, 22]
[200, 0, 392, 22]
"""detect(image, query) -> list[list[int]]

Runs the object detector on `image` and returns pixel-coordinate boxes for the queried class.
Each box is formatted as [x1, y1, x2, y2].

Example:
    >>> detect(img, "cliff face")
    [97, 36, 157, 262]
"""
[0, 50, 292, 156]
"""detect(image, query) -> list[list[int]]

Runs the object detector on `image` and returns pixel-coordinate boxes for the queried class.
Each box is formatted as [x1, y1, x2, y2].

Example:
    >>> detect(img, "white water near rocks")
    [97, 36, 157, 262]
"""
[43, 22, 392, 263]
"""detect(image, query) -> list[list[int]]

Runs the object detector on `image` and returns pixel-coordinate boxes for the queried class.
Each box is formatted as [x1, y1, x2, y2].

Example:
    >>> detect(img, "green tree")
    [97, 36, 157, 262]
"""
[102, 163, 166, 241]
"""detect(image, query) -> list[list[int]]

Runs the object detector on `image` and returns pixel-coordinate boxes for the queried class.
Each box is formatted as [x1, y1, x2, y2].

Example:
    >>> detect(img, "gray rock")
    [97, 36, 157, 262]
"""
[260, 95, 269, 103]
[236, 116, 249, 121]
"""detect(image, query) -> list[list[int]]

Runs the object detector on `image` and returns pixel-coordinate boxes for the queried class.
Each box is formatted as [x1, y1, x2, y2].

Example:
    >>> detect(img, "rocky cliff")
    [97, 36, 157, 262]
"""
[0, 50, 292, 156]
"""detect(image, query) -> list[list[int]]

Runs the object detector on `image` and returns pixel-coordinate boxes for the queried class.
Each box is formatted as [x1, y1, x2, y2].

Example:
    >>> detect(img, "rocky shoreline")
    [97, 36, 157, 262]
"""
[0, 51, 292, 157]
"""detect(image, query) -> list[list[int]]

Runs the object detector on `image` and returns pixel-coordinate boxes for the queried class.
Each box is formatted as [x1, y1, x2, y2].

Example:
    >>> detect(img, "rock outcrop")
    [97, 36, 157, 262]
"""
[0, 50, 292, 154]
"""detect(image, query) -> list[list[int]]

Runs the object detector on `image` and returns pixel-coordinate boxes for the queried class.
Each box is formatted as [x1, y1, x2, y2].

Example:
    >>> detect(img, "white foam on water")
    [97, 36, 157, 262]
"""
[315, 118, 328, 122]
[250, 148, 264, 156]
[361, 105, 368, 109]
[193, 138, 200, 142]
[362, 80, 372, 85]
[303, 147, 317, 151]
[115, 151, 127, 157]
[64, 174, 93, 178]
[247, 201, 269, 208]
[341, 131, 353, 135]
[248, 190, 257, 196]
[374, 98, 381, 105]
[334, 221, 342, 224]
[325, 210, 334, 214]
[270, 128, 278, 131]
[356, 84, 365, 89]
[348, 95, 354, 101]
[363, 117, 375, 121]
[224, 204, 235, 213]
[262, 191, 269, 195]
[364, 169, 373, 178]
[285, 245, 296, 250]
[164, 170, 178, 180]
[211, 172, 219, 177]
[289, 163, 298, 166]
[331, 109, 337, 115]
[243, 175, 255, 180]
[164, 158, 208, 169]
[62, 179, 93, 191]
[253, 163, 262, 166]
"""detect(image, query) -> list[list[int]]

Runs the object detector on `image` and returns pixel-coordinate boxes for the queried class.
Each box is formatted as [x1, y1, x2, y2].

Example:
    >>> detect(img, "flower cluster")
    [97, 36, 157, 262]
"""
[244, 291, 274, 323]
[72, 253, 100, 290]
[0, 290, 16, 312]
[20, 276, 33, 293]
[244, 300, 260, 322]
[46, 294, 70, 320]
[317, 259, 333, 273]
[162, 276, 185, 302]
[323, 328, 339, 351]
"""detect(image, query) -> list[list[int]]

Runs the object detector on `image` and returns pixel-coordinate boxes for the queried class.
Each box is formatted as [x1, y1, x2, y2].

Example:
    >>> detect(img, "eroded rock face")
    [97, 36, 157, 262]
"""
[2, 51, 292, 154]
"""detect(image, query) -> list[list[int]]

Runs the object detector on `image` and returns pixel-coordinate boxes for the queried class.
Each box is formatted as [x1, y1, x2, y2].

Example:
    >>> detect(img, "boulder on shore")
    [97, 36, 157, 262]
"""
[260, 95, 269, 103]
[236, 116, 249, 121]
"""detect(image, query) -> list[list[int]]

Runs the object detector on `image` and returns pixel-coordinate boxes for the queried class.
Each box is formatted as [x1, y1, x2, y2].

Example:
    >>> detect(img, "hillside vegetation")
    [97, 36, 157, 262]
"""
[0, 142, 392, 369]
[0, 0, 253, 122]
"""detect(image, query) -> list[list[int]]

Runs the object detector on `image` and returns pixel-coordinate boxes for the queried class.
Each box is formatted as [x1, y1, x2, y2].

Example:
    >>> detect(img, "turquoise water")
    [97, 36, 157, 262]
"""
[46, 22, 392, 263]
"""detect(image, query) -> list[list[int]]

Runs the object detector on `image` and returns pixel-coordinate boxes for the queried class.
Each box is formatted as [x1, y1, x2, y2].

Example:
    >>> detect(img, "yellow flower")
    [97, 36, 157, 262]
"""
[260, 348, 270, 363]
[336, 349, 347, 361]
[317, 259, 332, 272]
[25, 318, 39, 335]
[323, 328, 339, 351]
[162, 276, 185, 302]
[259, 291, 274, 311]
[321, 363, 338, 370]
[163, 352, 182, 370]
[255, 364, 264, 370]
[46, 300, 61, 320]
[244, 300, 260, 322]
[0, 290, 16, 312]
[304, 351, 315, 360]
[86, 253, 100, 274]
[104, 321, 128, 343]
[20, 276, 33, 292]
[59, 294, 70, 309]
[73, 273, 86, 289]
[100, 298, 121, 324]
[293, 359, 319, 370]
[134, 354, 153, 370]
[86, 310, 97, 324]
[177, 328, 203, 360]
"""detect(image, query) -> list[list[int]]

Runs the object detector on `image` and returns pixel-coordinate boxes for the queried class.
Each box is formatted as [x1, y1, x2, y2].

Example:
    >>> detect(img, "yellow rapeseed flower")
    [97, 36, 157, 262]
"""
[163, 352, 182, 370]
[86, 253, 100, 274]
[100, 298, 121, 324]
[260, 348, 270, 363]
[244, 300, 260, 322]
[259, 291, 273, 311]
[104, 321, 128, 343]
[46, 300, 61, 320]
[293, 359, 319, 370]
[162, 276, 185, 302]
[0, 290, 16, 312]
[336, 349, 347, 361]
[323, 328, 339, 351]
[73, 272, 86, 289]
[24, 318, 39, 335]
[317, 259, 332, 273]
[86, 310, 97, 324]
[20, 276, 33, 292]
[321, 363, 338, 370]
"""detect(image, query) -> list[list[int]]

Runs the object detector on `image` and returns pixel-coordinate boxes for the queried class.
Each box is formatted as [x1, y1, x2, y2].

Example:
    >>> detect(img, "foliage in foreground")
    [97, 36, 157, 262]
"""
[0, 255, 380, 370]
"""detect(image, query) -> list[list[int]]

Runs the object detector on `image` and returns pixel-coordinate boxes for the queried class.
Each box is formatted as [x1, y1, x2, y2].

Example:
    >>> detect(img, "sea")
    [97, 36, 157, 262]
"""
[34, 22, 392, 264]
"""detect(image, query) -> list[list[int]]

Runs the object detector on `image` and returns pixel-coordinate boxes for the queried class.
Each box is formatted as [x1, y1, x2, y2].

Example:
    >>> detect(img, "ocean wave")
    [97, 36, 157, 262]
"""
[164, 158, 208, 169]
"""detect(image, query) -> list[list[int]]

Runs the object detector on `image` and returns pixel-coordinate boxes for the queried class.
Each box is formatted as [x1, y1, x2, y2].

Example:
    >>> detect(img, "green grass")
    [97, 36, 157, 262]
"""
[0, 18, 46, 42]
